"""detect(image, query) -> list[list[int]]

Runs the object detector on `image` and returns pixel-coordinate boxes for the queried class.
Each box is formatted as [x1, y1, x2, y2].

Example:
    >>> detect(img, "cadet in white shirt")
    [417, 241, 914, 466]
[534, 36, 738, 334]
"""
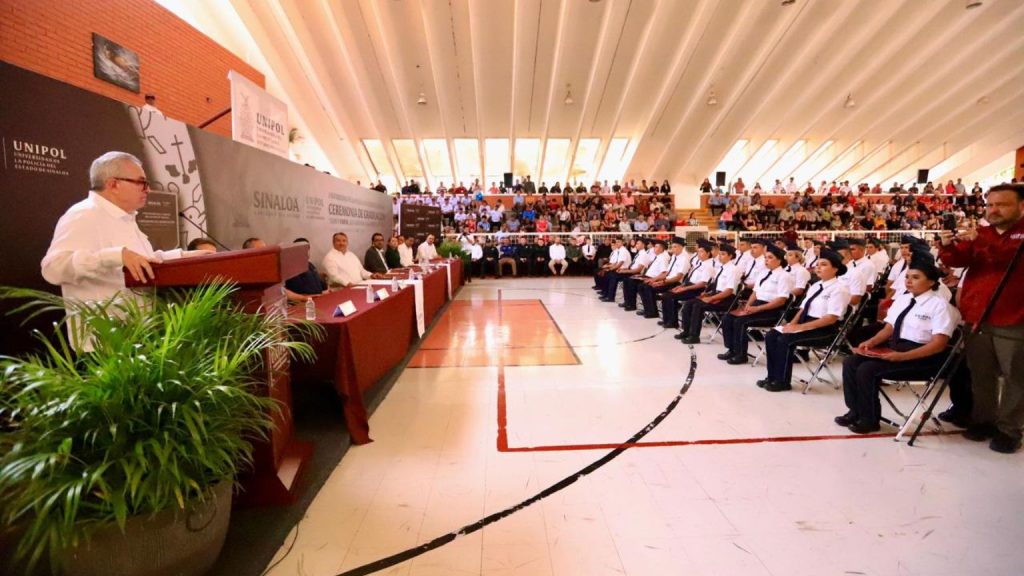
[783, 249, 811, 297]
[735, 238, 755, 273]
[416, 234, 439, 263]
[838, 255, 960, 434]
[621, 240, 669, 311]
[548, 237, 568, 276]
[761, 249, 852, 392]
[660, 239, 717, 329]
[866, 237, 891, 281]
[322, 232, 386, 287]
[41, 152, 200, 350]
[846, 237, 877, 291]
[828, 239, 868, 306]
[638, 237, 690, 318]
[802, 237, 819, 268]
[719, 244, 795, 364]
[677, 241, 744, 343]
[741, 238, 768, 287]
[594, 237, 631, 292]
[601, 238, 652, 301]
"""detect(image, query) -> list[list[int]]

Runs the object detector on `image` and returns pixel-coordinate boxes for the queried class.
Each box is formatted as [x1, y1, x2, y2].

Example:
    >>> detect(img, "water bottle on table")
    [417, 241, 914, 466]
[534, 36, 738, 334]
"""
[305, 297, 316, 320]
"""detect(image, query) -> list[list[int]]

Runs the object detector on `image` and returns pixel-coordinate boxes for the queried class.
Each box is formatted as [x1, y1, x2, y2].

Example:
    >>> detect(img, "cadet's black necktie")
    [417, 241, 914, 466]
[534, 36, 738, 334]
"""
[711, 266, 724, 290]
[785, 265, 792, 272]
[667, 255, 676, 273]
[685, 261, 701, 283]
[759, 269, 773, 286]
[889, 297, 917, 347]
[746, 259, 756, 278]
[798, 284, 825, 324]
[852, 260, 858, 268]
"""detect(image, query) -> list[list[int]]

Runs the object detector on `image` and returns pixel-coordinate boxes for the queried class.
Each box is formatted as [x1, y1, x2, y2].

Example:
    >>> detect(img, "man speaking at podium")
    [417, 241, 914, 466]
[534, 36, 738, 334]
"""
[41, 151, 205, 349]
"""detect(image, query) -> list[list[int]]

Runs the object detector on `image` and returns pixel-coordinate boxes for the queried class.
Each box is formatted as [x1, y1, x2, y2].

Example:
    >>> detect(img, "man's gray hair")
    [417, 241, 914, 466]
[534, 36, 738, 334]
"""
[89, 151, 142, 190]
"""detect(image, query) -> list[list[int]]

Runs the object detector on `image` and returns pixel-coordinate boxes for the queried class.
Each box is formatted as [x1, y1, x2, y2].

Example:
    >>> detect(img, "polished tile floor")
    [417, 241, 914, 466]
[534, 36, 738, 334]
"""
[266, 278, 1024, 576]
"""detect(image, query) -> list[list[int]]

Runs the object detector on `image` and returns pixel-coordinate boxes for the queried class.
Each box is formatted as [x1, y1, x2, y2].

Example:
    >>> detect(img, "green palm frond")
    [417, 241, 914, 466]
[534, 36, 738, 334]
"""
[0, 282, 323, 572]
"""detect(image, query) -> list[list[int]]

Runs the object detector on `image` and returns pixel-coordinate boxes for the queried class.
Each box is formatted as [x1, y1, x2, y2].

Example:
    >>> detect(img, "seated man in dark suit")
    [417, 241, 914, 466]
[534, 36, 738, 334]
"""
[363, 232, 391, 274]
[482, 238, 500, 277]
[285, 237, 328, 301]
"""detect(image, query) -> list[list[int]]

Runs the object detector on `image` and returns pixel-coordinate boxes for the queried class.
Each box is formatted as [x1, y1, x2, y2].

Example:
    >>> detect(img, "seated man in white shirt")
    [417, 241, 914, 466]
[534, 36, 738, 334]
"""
[548, 237, 568, 275]
[398, 236, 416, 267]
[41, 151, 203, 350]
[322, 232, 385, 287]
[417, 234, 439, 263]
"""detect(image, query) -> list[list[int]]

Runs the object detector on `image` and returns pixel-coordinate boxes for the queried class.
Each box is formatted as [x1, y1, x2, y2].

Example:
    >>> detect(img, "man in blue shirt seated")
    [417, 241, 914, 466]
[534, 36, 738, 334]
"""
[285, 237, 328, 301]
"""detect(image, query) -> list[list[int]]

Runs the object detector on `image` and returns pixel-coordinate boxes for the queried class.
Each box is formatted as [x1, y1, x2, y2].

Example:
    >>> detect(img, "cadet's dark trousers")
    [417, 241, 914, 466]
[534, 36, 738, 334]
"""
[660, 287, 702, 328]
[639, 283, 675, 317]
[841, 340, 945, 426]
[603, 272, 634, 300]
[680, 297, 732, 337]
[764, 325, 838, 386]
[720, 301, 782, 358]
[622, 277, 645, 310]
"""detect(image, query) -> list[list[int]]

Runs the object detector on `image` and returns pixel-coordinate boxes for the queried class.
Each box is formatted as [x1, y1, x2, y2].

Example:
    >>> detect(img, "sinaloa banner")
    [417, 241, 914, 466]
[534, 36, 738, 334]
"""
[189, 128, 391, 266]
[228, 70, 288, 158]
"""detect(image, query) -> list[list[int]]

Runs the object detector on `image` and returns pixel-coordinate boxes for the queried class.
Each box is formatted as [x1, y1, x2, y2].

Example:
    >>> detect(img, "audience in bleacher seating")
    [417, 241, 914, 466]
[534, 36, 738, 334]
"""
[704, 178, 989, 232]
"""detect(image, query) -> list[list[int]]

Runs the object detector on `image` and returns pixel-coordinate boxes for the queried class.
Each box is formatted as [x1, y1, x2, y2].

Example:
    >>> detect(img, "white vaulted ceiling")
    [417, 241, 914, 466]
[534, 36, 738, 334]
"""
[163, 0, 1024, 202]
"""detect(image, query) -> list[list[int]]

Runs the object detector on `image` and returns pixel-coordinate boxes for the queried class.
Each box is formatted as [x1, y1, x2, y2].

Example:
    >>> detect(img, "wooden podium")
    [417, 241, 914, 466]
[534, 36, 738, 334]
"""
[124, 245, 311, 506]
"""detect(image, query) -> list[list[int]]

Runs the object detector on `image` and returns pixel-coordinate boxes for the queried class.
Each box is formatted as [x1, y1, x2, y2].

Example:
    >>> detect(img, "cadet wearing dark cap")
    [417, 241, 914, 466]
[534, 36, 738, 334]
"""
[718, 243, 796, 365]
[659, 239, 716, 329]
[837, 254, 961, 433]
[740, 238, 768, 287]
[600, 238, 653, 302]
[828, 238, 869, 306]
[620, 240, 671, 311]
[677, 242, 744, 344]
[759, 249, 852, 392]
[637, 237, 690, 317]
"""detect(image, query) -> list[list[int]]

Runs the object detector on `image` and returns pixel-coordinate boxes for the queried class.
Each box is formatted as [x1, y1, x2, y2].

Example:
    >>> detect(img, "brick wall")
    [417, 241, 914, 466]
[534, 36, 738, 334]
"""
[0, 0, 264, 138]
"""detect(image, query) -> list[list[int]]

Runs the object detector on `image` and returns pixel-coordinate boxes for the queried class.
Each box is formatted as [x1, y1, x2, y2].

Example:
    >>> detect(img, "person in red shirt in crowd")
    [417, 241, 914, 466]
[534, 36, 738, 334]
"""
[939, 183, 1024, 454]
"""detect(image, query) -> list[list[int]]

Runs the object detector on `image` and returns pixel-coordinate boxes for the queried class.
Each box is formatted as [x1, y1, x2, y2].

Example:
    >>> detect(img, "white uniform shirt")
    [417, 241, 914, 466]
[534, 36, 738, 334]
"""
[549, 244, 567, 261]
[736, 250, 754, 273]
[887, 258, 907, 284]
[884, 291, 960, 344]
[666, 251, 691, 281]
[752, 267, 795, 302]
[839, 266, 867, 298]
[470, 244, 484, 261]
[322, 249, 372, 286]
[582, 243, 597, 258]
[709, 261, 742, 293]
[609, 246, 631, 266]
[850, 256, 877, 287]
[785, 264, 811, 291]
[417, 241, 439, 262]
[398, 244, 415, 267]
[630, 249, 654, 271]
[803, 246, 818, 267]
[41, 191, 185, 349]
[644, 252, 671, 278]
[869, 250, 890, 280]
[743, 255, 767, 285]
[686, 258, 715, 285]
[799, 278, 851, 320]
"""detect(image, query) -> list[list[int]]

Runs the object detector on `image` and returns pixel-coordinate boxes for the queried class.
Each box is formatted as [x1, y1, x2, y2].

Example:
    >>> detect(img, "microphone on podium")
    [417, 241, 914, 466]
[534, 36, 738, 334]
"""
[177, 211, 232, 251]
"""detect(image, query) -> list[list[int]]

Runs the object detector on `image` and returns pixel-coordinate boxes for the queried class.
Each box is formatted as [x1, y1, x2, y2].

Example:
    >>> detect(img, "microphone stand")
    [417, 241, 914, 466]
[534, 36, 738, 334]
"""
[178, 211, 232, 251]
[908, 231, 1024, 446]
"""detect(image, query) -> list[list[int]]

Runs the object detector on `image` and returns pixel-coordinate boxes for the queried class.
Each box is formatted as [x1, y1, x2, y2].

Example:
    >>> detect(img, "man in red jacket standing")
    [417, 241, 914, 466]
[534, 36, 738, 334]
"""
[939, 183, 1024, 454]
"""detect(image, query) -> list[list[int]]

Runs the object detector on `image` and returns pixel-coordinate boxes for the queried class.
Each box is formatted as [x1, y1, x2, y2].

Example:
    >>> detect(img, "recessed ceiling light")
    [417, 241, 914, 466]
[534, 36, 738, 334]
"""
[564, 84, 575, 106]
[966, 1, 983, 9]
[844, 94, 856, 109]
[416, 92, 427, 105]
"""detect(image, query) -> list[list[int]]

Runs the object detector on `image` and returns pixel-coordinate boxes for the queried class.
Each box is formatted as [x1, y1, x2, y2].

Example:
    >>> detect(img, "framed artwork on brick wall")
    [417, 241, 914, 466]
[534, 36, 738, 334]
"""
[91, 33, 140, 93]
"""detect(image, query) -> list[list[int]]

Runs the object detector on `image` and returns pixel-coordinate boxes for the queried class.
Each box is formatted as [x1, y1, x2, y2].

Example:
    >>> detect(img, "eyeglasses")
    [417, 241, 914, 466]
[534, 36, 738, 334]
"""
[113, 177, 150, 190]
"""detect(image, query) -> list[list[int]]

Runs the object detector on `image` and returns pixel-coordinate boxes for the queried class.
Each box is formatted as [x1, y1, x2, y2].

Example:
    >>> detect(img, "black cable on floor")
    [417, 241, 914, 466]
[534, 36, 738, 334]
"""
[334, 346, 699, 576]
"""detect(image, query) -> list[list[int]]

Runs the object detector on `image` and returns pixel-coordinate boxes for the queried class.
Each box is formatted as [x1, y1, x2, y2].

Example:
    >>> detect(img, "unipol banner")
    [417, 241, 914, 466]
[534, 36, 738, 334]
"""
[0, 61, 390, 356]
[228, 70, 288, 158]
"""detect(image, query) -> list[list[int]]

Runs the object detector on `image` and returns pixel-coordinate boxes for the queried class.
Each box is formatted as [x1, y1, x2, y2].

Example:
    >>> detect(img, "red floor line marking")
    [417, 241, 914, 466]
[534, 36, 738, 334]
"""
[496, 288, 509, 452]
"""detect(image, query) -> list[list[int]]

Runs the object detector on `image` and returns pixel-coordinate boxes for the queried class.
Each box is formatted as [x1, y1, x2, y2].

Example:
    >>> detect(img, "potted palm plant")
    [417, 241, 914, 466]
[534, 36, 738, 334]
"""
[0, 283, 320, 575]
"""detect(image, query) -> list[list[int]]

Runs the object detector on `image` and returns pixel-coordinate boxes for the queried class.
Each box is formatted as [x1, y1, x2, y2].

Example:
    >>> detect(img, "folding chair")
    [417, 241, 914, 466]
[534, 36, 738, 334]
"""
[746, 296, 800, 367]
[793, 299, 866, 393]
[882, 328, 965, 441]
[702, 289, 745, 343]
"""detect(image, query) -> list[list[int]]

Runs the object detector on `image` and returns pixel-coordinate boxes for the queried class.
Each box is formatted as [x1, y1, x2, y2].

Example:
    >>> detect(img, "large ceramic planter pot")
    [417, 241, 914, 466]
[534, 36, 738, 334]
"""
[61, 480, 233, 576]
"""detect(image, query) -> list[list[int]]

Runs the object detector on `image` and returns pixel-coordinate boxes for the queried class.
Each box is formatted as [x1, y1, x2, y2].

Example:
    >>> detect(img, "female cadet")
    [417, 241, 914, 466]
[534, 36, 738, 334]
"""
[760, 249, 851, 392]
[718, 244, 795, 365]
[676, 242, 743, 344]
[836, 255, 960, 433]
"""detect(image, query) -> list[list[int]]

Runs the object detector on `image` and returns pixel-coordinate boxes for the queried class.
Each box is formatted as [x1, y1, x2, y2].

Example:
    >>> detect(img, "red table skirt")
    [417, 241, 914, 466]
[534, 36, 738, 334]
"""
[291, 286, 416, 444]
